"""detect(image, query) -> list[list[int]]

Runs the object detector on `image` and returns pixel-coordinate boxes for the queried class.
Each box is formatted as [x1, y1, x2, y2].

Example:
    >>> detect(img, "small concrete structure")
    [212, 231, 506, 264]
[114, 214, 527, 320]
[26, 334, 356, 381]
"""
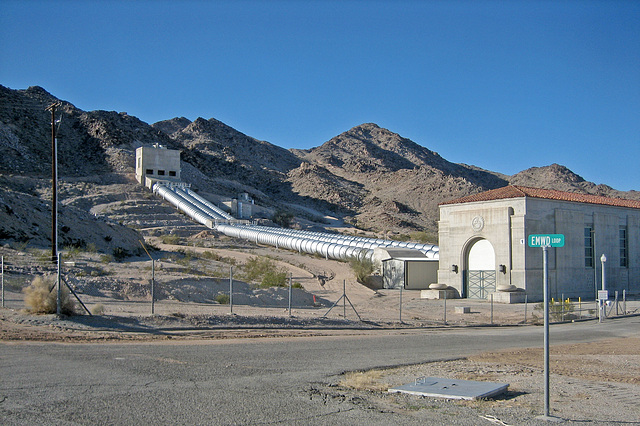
[389, 377, 509, 400]
[420, 288, 458, 299]
[437, 185, 640, 302]
[378, 248, 438, 290]
[135, 144, 181, 188]
[232, 193, 254, 219]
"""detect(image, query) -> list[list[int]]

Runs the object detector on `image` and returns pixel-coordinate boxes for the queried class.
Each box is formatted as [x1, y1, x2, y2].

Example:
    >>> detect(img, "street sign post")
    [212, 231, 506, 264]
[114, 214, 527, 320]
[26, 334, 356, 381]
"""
[529, 233, 565, 420]
[528, 234, 565, 248]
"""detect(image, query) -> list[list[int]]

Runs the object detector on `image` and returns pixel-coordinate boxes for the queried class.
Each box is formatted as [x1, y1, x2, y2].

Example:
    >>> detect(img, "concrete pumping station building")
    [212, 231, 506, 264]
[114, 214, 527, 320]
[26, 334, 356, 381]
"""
[436, 186, 640, 302]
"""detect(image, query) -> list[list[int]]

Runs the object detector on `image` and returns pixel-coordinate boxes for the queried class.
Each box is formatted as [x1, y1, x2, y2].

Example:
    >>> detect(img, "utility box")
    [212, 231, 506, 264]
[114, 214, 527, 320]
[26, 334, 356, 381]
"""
[382, 257, 439, 290]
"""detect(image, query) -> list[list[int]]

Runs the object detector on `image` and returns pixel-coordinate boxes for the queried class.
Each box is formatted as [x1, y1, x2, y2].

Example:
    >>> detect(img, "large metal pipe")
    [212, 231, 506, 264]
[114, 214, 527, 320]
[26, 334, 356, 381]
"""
[153, 183, 438, 262]
[173, 187, 230, 221]
[153, 184, 214, 228]
[184, 187, 234, 220]
[217, 224, 439, 259]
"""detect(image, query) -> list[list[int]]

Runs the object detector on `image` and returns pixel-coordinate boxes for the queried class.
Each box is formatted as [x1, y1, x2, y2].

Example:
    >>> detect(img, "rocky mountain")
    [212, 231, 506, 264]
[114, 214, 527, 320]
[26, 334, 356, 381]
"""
[289, 123, 510, 231]
[1, 85, 638, 252]
[152, 117, 304, 206]
[0, 85, 178, 177]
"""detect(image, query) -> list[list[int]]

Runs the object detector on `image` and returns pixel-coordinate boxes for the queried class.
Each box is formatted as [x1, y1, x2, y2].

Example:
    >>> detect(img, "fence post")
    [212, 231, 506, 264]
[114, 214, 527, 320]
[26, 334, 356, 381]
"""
[1, 255, 4, 308]
[443, 289, 447, 325]
[399, 285, 403, 324]
[615, 291, 619, 316]
[561, 293, 564, 321]
[343, 279, 346, 319]
[623, 290, 626, 315]
[229, 266, 234, 314]
[151, 259, 155, 315]
[288, 273, 292, 317]
[490, 293, 493, 325]
[578, 297, 582, 319]
[56, 253, 61, 316]
[524, 294, 528, 325]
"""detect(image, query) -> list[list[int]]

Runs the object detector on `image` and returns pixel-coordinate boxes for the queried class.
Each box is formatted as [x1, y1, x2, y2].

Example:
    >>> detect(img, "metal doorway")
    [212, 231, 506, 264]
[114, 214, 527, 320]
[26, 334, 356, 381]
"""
[465, 239, 496, 299]
[467, 270, 496, 299]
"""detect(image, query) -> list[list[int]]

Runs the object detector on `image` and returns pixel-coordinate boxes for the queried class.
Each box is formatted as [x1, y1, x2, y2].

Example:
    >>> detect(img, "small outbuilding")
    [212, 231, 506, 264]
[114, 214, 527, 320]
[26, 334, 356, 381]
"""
[135, 144, 181, 188]
[375, 248, 439, 290]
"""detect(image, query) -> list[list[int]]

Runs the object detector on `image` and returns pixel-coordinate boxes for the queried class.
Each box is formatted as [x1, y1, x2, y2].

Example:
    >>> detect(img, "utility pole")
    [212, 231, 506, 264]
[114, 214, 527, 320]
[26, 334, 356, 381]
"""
[46, 102, 62, 264]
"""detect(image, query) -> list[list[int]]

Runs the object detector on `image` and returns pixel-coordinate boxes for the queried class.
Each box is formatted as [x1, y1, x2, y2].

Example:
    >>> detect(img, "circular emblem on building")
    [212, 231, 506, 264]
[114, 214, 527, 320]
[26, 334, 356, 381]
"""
[471, 216, 485, 232]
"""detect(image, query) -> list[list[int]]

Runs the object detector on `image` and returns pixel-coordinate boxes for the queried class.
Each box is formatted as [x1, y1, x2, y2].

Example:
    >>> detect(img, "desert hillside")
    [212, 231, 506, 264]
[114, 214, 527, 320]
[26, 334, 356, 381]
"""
[1, 85, 638, 253]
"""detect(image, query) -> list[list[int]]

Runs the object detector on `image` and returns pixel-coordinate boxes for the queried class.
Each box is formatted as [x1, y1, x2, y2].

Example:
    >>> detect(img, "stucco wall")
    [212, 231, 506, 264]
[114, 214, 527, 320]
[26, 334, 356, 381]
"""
[438, 196, 640, 302]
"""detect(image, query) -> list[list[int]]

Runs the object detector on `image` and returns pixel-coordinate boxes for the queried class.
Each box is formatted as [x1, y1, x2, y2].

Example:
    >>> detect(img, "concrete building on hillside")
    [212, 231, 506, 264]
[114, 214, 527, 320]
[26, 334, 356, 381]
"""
[436, 186, 640, 302]
[135, 144, 181, 188]
[232, 192, 254, 219]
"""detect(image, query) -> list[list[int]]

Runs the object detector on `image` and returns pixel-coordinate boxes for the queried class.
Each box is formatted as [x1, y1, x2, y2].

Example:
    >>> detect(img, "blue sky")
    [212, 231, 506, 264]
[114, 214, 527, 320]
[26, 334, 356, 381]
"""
[1, 0, 638, 191]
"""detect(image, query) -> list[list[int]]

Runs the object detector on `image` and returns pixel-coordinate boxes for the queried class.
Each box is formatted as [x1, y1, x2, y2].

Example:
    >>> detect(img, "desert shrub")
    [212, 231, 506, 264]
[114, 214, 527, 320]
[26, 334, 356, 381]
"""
[175, 250, 195, 266]
[339, 370, 388, 391]
[100, 254, 113, 264]
[292, 282, 303, 289]
[349, 256, 375, 284]
[200, 251, 220, 261]
[29, 249, 52, 264]
[112, 247, 130, 261]
[243, 256, 288, 287]
[90, 303, 105, 315]
[161, 234, 181, 245]
[272, 210, 294, 228]
[260, 270, 287, 288]
[23, 276, 75, 315]
[243, 256, 275, 282]
[13, 241, 29, 252]
[200, 251, 228, 263]
[63, 245, 82, 259]
[409, 231, 437, 244]
[89, 267, 110, 277]
[215, 293, 230, 304]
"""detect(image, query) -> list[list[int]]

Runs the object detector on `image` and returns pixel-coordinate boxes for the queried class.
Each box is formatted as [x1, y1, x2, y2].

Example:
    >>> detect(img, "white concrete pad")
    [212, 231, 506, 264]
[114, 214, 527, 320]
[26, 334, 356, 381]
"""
[388, 376, 509, 400]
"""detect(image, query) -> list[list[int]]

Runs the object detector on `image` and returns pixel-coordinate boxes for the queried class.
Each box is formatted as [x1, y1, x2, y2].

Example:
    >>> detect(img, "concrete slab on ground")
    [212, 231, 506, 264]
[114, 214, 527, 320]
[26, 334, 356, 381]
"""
[388, 376, 509, 400]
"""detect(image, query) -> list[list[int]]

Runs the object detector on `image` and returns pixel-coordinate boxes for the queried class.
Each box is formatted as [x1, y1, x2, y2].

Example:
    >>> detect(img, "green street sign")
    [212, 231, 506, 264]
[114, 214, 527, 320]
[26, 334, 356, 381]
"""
[528, 234, 565, 248]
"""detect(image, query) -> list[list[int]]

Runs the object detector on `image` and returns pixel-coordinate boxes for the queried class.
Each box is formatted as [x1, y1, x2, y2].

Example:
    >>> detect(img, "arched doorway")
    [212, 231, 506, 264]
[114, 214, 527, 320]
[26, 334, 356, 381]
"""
[465, 239, 496, 299]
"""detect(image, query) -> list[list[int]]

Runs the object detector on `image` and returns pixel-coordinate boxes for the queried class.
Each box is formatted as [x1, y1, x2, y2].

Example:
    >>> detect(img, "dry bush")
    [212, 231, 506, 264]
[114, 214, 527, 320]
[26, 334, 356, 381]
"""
[23, 276, 76, 315]
[339, 370, 389, 391]
[90, 303, 105, 315]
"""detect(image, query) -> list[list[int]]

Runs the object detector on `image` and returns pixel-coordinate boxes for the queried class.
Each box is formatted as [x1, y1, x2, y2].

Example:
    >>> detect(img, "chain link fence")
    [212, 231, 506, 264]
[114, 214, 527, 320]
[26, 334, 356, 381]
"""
[2, 251, 638, 328]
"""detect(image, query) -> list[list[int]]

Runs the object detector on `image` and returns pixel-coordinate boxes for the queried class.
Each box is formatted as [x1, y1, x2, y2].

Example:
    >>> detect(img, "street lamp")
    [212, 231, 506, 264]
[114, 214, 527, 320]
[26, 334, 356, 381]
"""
[599, 254, 607, 323]
[600, 254, 607, 292]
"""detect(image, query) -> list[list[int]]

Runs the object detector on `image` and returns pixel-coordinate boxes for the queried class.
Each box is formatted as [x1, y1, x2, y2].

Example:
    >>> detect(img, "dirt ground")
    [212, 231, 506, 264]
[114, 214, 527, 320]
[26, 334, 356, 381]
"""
[321, 336, 640, 425]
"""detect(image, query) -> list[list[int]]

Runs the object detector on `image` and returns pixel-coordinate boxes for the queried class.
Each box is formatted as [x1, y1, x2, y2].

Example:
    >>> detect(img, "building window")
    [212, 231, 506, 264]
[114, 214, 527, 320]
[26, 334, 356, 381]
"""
[620, 227, 628, 267]
[584, 227, 594, 268]
[157, 170, 165, 176]
[169, 171, 176, 177]
[146, 169, 153, 175]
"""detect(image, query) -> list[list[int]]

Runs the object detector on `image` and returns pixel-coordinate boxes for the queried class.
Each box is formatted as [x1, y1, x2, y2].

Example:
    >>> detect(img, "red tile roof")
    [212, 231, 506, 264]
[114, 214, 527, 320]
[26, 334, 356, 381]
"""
[439, 185, 640, 209]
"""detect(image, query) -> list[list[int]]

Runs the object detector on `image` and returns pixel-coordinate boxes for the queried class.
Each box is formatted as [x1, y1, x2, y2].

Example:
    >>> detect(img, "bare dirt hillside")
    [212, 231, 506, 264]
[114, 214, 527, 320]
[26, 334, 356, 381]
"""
[1, 84, 639, 254]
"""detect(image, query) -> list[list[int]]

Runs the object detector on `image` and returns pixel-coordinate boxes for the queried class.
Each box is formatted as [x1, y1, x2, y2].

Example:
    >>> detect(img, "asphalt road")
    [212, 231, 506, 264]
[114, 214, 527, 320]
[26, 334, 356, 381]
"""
[1, 317, 638, 425]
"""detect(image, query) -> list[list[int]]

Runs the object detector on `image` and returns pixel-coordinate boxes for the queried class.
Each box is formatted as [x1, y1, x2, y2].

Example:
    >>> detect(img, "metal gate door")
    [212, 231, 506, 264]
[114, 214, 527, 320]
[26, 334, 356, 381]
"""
[467, 270, 496, 299]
